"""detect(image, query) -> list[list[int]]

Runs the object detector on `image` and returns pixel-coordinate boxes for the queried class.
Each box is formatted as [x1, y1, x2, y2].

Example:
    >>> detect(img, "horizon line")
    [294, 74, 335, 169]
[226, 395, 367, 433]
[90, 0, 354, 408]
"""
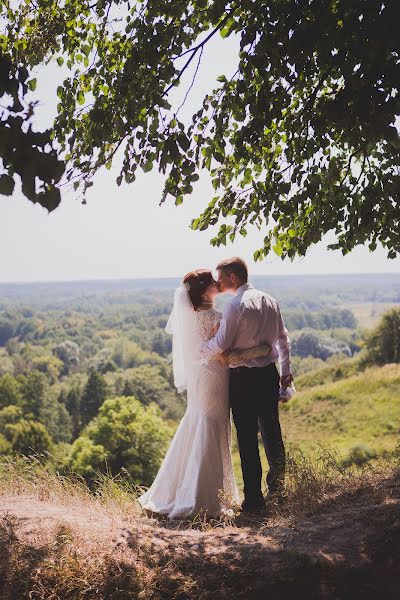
[0, 271, 399, 286]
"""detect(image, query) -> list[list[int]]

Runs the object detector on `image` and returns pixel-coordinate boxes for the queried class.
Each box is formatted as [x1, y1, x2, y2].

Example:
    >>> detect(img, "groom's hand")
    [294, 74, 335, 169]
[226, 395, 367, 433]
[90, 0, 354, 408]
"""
[280, 373, 293, 388]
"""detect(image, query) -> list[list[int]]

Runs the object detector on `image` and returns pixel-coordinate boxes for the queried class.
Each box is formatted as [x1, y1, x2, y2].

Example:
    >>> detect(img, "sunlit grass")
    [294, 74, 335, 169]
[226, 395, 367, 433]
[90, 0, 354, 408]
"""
[232, 362, 400, 491]
[280, 363, 400, 455]
[1, 446, 398, 599]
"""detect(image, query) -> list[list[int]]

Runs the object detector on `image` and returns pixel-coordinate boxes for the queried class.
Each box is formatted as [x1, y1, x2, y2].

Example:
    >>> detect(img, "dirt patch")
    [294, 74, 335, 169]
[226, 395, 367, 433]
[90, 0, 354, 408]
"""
[1, 472, 399, 599]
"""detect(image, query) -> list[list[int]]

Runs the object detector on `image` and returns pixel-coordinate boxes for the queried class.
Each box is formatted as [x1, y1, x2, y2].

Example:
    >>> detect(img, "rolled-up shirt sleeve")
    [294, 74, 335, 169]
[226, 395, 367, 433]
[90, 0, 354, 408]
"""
[276, 308, 291, 376]
[201, 303, 240, 356]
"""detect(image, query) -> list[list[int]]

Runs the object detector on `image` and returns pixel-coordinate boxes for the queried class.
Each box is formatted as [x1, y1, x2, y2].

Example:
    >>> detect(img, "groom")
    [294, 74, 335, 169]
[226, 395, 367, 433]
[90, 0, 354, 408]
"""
[201, 257, 292, 513]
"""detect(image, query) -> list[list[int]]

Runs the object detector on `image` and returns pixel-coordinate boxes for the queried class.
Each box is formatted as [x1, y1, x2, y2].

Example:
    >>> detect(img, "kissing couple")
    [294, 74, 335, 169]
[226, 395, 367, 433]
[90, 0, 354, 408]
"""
[139, 257, 293, 518]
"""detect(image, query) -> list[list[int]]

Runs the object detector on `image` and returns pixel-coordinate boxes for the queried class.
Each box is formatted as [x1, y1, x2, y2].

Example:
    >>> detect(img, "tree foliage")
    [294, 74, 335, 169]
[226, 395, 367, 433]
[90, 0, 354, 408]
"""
[8, 419, 53, 457]
[67, 395, 172, 483]
[365, 308, 400, 365]
[2, 0, 400, 259]
[81, 369, 109, 426]
[0, 49, 65, 209]
[291, 328, 352, 360]
[0, 373, 22, 409]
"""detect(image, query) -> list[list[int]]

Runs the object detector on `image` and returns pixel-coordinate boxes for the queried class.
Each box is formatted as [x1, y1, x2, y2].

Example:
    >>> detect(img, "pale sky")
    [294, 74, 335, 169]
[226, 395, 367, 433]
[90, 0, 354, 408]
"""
[1, 32, 398, 283]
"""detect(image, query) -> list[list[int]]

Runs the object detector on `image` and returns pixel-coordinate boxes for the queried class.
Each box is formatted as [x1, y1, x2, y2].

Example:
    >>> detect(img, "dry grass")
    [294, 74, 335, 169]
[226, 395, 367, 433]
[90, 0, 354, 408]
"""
[0, 452, 399, 599]
[0, 515, 145, 600]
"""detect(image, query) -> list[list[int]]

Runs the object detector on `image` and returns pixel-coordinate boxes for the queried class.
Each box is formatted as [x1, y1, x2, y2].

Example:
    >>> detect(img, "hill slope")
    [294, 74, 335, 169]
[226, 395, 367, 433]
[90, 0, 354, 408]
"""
[281, 362, 400, 456]
[230, 362, 400, 488]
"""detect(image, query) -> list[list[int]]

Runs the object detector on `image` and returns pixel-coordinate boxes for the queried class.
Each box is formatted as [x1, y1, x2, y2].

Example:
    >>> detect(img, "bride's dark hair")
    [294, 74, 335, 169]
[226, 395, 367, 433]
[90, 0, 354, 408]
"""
[183, 269, 215, 311]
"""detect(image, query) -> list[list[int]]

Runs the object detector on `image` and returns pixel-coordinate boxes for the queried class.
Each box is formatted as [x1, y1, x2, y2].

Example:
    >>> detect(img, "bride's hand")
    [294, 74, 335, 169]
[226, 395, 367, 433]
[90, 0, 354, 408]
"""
[216, 350, 230, 365]
[213, 322, 220, 336]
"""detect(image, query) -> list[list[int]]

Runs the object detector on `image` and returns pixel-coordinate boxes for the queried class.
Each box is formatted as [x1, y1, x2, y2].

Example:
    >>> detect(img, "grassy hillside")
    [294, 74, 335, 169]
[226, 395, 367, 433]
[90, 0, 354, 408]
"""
[282, 362, 400, 456]
[231, 361, 400, 490]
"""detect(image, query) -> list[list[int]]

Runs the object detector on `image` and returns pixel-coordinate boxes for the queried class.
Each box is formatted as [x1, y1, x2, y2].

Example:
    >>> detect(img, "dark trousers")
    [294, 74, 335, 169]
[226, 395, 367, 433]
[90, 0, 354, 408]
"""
[230, 363, 285, 502]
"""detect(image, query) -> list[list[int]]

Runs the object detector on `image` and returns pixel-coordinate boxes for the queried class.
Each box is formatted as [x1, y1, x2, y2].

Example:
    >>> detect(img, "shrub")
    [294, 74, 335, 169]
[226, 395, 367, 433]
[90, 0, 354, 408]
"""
[344, 444, 377, 467]
[67, 396, 172, 485]
[8, 420, 53, 457]
[364, 308, 400, 365]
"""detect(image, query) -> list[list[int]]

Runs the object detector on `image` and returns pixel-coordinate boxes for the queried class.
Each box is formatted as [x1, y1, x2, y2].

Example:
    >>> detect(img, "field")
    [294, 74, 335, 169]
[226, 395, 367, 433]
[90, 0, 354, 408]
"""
[344, 302, 400, 328]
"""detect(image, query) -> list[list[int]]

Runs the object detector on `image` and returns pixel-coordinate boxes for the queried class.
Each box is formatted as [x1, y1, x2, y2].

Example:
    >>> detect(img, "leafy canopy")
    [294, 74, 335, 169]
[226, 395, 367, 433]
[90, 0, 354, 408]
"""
[2, 0, 400, 260]
[0, 50, 64, 209]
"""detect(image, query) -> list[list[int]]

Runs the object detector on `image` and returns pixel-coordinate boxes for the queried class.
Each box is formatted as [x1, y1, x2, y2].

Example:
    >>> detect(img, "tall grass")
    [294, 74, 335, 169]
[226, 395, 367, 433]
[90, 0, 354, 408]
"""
[281, 444, 399, 517]
[0, 453, 143, 523]
[0, 449, 398, 600]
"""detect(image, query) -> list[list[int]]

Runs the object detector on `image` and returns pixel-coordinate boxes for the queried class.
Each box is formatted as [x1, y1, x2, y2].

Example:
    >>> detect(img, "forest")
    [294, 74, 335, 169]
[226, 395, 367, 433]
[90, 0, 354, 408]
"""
[0, 272, 399, 488]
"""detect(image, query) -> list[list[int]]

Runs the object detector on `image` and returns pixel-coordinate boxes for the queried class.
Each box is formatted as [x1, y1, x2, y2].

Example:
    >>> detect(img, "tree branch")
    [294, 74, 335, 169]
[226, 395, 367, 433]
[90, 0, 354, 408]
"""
[175, 46, 204, 116]
[164, 8, 237, 100]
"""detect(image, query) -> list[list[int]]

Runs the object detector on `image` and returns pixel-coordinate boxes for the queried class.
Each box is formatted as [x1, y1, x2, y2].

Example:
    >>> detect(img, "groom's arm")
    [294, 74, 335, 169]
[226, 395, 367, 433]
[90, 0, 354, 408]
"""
[276, 307, 292, 378]
[201, 304, 240, 356]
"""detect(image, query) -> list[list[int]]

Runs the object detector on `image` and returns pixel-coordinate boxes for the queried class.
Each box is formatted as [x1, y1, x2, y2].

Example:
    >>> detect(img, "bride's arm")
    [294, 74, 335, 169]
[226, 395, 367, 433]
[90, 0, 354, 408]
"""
[228, 344, 271, 366]
[201, 304, 239, 356]
[214, 343, 272, 365]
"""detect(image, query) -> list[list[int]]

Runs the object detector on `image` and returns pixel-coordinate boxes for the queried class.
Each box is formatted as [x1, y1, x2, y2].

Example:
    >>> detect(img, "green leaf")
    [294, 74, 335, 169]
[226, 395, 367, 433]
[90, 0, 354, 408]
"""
[220, 18, 235, 39]
[0, 175, 15, 196]
[273, 243, 283, 257]
[27, 78, 37, 91]
[37, 186, 61, 212]
[142, 161, 153, 173]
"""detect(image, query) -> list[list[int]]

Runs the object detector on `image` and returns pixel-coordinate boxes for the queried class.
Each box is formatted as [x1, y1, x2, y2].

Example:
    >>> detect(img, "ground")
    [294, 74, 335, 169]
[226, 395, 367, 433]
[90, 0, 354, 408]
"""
[0, 468, 399, 600]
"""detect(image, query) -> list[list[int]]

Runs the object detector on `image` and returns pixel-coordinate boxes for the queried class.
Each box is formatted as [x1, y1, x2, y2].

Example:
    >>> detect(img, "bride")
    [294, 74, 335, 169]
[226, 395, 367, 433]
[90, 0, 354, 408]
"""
[138, 269, 268, 519]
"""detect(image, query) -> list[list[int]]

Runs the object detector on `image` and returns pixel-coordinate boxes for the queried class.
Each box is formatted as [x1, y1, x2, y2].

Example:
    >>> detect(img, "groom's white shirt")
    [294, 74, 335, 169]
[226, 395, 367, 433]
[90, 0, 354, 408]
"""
[200, 283, 291, 375]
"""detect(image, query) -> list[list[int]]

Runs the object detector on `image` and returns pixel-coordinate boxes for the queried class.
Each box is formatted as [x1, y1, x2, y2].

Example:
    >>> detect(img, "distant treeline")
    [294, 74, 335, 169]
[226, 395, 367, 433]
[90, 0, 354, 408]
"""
[0, 306, 357, 349]
[284, 308, 357, 331]
[0, 272, 399, 309]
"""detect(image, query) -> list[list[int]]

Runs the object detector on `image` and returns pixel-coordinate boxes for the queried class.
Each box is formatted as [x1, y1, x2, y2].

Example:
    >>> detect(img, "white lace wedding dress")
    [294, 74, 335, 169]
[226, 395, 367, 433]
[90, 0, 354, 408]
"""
[138, 307, 239, 519]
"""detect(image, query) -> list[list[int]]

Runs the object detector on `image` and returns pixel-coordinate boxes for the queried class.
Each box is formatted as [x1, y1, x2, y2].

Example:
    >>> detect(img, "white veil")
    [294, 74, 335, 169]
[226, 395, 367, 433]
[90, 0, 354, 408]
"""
[165, 285, 201, 393]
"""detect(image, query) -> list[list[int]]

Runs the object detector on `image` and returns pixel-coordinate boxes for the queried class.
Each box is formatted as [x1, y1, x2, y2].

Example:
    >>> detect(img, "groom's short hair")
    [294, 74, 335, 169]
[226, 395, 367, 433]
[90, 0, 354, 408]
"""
[216, 257, 248, 283]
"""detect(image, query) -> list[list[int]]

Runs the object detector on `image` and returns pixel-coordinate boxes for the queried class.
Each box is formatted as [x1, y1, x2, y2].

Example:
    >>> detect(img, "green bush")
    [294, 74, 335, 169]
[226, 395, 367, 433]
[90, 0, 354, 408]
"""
[0, 373, 22, 409]
[365, 308, 400, 365]
[0, 405, 23, 439]
[8, 420, 53, 457]
[344, 444, 377, 467]
[67, 396, 172, 485]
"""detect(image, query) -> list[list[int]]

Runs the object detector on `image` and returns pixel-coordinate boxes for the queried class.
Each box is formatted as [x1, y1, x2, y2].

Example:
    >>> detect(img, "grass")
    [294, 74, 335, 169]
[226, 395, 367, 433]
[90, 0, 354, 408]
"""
[280, 362, 400, 457]
[231, 361, 400, 491]
[0, 452, 399, 599]
[294, 355, 361, 388]
[1, 358, 400, 598]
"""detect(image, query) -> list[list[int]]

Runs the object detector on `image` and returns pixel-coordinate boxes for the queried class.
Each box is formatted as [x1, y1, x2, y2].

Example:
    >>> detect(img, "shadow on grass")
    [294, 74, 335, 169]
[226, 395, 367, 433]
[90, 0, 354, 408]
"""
[0, 472, 399, 600]
[133, 470, 400, 599]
